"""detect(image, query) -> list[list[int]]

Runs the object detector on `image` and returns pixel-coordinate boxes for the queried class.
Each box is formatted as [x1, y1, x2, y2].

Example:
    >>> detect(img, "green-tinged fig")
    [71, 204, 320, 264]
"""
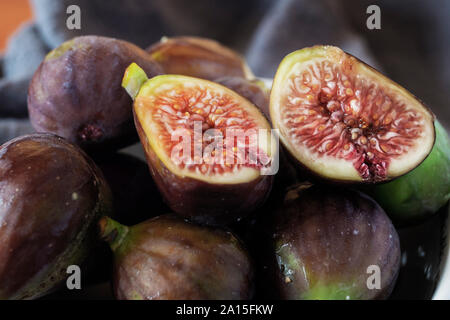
[147, 36, 253, 81]
[28, 36, 163, 151]
[214, 76, 270, 118]
[367, 120, 450, 222]
[0, 133, 112, 299]
[99, 215, 253, 300]
[122, 63, 277, 225]
[95, 153, 170, 225]
[269, 185, 400, 300]
[270, 45, 435, 183]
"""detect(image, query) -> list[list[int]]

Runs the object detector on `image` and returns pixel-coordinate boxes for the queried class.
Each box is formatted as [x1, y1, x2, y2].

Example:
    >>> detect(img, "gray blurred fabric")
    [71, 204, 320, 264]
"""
[0, 0, 449, 143]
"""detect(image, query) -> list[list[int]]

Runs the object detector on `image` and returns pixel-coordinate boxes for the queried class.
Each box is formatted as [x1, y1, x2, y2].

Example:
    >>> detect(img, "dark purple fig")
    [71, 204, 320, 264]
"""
[269, 185, 400, 300]
[99, 214, 253, 300]
[28, 36, 163, 152]
[214, 76, 270, 118]
[0, 133, 112, 299]
[95, 153, 170, 225]
[147, 36, 253, 81]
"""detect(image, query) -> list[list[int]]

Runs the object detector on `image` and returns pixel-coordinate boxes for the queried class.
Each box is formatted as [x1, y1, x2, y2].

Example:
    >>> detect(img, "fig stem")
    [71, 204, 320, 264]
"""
[122, 62, 149, 100]
[98, 216, 129, 252]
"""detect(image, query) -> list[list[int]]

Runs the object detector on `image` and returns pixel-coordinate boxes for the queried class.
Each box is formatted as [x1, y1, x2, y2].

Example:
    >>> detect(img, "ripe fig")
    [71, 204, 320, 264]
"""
[270, 185, 400, 300]
[147, 36, 253, 81]
[368, 120, 450, 222]
[99, 214, 254, 300]
[270, 45, 436, 183]
[0, 133, 112, 299]
[214, 76, 270, 118]
[122, 64, 277, 225]
[28, 36, 163, 151]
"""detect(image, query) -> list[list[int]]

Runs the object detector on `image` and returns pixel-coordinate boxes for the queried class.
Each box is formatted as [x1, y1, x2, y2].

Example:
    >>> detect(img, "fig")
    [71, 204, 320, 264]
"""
[214, 76, 270, 118]
[95, 153, 170, 225]
[270, 45, 436, 183]
[270, 185, 400, 300]
[28, 36, 163, 151]
[368, 120, 450, 222]
[0, 133, 112, 299]
[122, 64, 277, 225]
[99, 214, 254, 300]
[147, 36, 253, 81]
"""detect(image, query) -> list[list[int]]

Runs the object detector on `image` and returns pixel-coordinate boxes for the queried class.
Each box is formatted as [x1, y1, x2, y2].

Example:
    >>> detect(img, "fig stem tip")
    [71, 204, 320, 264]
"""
[98, 216, 129, 251]
[122, 62, 149, 100]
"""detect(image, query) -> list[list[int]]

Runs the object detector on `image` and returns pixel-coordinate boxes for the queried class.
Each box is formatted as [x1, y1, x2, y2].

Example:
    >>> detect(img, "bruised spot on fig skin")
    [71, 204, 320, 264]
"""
[77, 124, 104, 142]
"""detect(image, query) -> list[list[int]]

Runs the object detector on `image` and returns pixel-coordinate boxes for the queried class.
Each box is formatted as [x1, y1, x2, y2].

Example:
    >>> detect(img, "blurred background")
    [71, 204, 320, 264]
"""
[0, 0, 449, 143]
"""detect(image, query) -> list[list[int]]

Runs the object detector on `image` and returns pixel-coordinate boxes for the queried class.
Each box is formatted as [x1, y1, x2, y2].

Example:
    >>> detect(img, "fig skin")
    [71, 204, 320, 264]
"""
[214, 76, 270, 118]
[268, 185, 400, 300]
[99, 214, 254, 300]
[0, 133, 112, 299]
[95, 153, 170, 225]
[367, 120, 450, 223]
[28, 36, 163, 152]
[147, 36, 253, 81]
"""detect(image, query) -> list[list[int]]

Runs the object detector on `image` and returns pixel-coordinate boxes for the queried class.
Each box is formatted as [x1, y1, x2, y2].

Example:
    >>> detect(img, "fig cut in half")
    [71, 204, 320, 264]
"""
[123, 64, 277, 225]
[270, 46, 435, 183]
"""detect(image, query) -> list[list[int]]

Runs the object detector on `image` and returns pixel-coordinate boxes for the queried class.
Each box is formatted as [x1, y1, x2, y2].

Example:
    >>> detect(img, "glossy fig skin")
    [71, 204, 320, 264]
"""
[28, 36, 163, 152]
[269, 185, 400, 300]
[100, 214, 254, 300]
[0, 133, 112, 299]
[214, 76, 270, 118]
[134, 115, 274, 226]
[147, 36, 253, 81]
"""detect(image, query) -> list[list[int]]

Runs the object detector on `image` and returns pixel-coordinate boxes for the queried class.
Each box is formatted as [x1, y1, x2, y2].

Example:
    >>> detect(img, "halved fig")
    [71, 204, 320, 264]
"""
[214, 76, 270, 118]
[122, 64, 277, 225]
[270, 45, 435, 183]
[147, 36, 254, 81]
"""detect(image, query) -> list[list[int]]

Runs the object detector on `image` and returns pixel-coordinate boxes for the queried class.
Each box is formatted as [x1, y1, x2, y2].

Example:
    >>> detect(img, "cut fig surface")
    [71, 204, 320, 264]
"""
[271, 46, 435, 183]
[135, 75, 275, 184]
[123, 64, 276, 225]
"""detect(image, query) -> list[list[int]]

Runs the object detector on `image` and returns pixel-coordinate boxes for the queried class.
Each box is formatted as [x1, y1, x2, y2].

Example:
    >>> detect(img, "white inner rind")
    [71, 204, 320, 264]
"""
[270, 46, 435, 182]
[135, 75, 276, 184]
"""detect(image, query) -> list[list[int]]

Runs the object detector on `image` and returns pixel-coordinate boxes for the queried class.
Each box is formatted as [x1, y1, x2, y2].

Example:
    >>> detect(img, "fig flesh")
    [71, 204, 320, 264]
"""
[270, 45, 435, 183]
[99, 214, 254, 300]
[214, 76, 270, 118]
[28, 36, 163, 151]
[147, 36, 253, 81]
[0, 134, 112, 299]
[270, 185, 400, 300]
[122, 64, 277, 225]
[368, 120, 450, 222]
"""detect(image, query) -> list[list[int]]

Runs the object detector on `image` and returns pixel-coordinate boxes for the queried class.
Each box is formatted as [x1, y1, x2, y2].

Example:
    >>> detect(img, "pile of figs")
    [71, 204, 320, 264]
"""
[0, 35, 447, 300]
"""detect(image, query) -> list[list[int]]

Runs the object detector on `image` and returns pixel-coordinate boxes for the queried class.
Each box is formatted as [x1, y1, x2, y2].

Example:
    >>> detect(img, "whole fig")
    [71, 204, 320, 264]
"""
[99, 214, 254, 300]
[0, 134, 112, 299]
[28, 36, 163, 152]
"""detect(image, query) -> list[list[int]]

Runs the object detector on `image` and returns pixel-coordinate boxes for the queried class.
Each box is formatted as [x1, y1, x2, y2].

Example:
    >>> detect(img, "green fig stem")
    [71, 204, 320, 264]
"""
[122, 62, 149, 100]
[98, 216, 129, 252]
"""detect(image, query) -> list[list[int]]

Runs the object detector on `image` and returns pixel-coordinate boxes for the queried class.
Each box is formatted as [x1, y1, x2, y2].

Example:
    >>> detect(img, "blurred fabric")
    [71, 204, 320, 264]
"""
[0, 0, 449, 143]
